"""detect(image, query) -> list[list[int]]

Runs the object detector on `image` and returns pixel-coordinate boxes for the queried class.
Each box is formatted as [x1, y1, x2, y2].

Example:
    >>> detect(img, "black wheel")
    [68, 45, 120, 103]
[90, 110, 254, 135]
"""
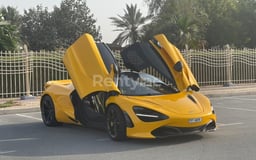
[106, 105, 126, 141]
[40, 95, 61, 126]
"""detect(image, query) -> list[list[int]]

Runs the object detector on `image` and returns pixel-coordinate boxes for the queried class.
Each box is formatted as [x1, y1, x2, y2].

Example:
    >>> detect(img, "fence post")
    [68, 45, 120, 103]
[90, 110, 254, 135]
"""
[224, 45, 233, 87]
[21, 45, 34, 100]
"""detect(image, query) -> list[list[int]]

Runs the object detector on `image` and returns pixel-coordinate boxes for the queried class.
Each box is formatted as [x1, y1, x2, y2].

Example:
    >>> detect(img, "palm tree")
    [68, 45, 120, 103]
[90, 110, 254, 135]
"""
[0, 13, 19, 51]
[143, 0, 209, 49]
[174, 16, 201, 49]
[110, 4, 151, 46]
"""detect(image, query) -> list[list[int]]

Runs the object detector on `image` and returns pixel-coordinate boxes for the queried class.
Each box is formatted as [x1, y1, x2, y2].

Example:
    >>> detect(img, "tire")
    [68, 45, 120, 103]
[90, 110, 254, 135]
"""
[40, 95, 61, 126]
[106, 105, 126, 141]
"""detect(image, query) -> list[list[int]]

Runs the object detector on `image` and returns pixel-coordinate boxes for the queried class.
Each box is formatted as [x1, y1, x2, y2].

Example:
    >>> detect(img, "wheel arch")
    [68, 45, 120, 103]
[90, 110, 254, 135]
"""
[40, 93, 61, 126]
[41, 92, 57, 108]
[106, 103, 134, 128]
[105, 103, 123, 114]
[106, 103, 128, 141]
[40, 92, 64, 123]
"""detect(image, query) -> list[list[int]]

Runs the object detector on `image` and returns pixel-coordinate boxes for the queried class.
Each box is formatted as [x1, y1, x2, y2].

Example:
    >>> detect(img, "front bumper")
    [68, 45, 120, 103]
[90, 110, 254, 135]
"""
[151, 120, 216, 138]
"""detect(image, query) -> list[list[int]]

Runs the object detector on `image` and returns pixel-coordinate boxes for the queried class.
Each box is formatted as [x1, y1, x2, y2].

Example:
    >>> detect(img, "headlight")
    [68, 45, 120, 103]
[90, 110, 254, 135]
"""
[133, 106, 169, 122]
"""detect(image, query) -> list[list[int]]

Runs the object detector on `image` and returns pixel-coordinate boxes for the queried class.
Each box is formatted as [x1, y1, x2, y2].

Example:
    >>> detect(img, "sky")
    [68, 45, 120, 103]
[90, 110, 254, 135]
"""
[0, 0, 148, 43]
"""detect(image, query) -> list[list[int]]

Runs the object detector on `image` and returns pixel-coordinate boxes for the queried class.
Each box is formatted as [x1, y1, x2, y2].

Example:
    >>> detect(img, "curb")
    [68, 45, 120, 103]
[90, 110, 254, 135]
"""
[203, 91, 256, 98]
[200, 85, 256, 98]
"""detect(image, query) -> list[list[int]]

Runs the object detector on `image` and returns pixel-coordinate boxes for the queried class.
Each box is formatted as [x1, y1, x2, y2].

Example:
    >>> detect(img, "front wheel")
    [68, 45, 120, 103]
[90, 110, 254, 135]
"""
[40, 95, 61, 126]
[106, 105, 126, 141]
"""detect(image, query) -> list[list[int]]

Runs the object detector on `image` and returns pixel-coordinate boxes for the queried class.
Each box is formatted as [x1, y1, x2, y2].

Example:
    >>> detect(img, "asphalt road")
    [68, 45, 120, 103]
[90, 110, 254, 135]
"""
[0, 95, 256, 160]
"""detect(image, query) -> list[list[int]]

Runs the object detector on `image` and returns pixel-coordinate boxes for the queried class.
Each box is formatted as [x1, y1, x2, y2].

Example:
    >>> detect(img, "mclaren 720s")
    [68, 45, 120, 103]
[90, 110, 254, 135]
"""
[40, 33, 216, 141]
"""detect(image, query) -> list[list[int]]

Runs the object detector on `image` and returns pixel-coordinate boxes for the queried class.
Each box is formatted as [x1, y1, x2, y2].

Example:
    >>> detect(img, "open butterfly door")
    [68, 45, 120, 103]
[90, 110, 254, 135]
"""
[120, 34, 199, 92]
[63, 33, 120, 99]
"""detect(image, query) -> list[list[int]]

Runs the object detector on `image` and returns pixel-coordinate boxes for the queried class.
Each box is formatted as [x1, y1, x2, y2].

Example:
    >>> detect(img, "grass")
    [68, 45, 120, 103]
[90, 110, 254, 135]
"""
[0, 100, 18, 108]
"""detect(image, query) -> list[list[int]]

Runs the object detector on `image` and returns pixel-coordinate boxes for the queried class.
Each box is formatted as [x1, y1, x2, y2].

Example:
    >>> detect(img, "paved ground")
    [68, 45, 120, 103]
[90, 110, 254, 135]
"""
[0, 94, 255, 160]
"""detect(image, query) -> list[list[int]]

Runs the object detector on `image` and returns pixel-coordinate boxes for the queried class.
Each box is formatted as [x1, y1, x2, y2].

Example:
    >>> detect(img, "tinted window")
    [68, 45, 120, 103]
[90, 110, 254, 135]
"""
[96, 43, 118, 73]
[121, 42, 176, 87]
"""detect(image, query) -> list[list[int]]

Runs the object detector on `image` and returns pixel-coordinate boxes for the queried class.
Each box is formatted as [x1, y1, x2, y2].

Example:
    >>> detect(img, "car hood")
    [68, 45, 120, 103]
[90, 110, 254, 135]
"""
[121, 34, 199, 92]
[125, 92, 210, 115]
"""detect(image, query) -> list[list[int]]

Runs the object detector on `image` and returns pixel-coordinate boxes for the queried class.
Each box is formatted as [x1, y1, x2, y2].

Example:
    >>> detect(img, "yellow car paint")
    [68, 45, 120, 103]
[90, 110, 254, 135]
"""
[106, 91, 216, 138]
[63, 33, 120, 99]
[42, 81, 77, 124]
[151, 34, 199, 92]
[41, 33, 216, 140]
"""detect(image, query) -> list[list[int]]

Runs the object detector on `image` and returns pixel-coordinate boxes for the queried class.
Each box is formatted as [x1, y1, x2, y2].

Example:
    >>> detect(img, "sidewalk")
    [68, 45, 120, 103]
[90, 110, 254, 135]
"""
[200, 84, 256, 97]
[0, 84, 256, 115]
[0, 97, 40, 115]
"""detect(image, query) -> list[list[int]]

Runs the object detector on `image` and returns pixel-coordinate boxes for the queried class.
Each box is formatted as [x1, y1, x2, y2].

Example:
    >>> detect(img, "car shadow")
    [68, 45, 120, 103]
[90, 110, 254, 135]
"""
[0, 122, 205, 157]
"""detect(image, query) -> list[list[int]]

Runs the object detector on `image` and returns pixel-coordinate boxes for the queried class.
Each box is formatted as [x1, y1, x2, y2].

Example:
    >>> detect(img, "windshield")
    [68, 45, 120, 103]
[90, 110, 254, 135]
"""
[118, 72, 178, 96]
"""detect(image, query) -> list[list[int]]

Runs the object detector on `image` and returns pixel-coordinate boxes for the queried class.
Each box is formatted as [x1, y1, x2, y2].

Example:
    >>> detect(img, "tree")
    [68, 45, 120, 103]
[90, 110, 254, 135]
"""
[144, 0, 209, 49]
[198, 0, 240, 48]
[52, 0, 101, 49]
[0, 9, 20, 51]
[110, 4, 151, 46]
[145, 0, 256, 48]
[0, 20, 17, 51]
[21, 5, 57, 51]
[20, 0, 101, 51]
[0, 6, 21, 27]
[236, 0, 256, 48]
[144, 0, 165, 15]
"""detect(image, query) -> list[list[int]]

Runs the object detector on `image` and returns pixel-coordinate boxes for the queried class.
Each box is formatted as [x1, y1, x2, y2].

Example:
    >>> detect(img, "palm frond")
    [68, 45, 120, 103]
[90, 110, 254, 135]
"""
[110, 3, 152, 46]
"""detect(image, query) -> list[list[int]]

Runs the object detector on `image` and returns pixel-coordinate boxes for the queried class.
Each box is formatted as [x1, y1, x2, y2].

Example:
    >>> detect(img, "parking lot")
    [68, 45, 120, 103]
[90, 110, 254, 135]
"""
[0, 94, 256, 160]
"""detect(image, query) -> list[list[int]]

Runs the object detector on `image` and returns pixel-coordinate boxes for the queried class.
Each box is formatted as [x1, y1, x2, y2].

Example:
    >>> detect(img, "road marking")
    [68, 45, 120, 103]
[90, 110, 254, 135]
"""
[215, 106, 256, 112]
[16, 114, 42, 121]
[217, 122, 243, 127]
[0, 138, 37, 142]
[0, 150, 16, 155]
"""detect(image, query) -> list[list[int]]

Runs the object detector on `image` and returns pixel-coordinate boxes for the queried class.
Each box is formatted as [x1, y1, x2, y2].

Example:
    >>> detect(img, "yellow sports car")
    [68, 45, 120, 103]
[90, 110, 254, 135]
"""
[40, 33, 216, 141]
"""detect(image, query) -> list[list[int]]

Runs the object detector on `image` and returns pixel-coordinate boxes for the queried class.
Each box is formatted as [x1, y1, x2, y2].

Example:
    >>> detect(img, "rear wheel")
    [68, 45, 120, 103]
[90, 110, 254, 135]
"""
[40, 95, 61, 126]
[106, 105, 126, 141]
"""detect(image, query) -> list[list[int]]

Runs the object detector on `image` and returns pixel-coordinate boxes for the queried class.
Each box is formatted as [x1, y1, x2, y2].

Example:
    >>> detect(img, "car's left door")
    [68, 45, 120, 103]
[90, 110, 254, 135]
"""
[63, 33, 120, 99]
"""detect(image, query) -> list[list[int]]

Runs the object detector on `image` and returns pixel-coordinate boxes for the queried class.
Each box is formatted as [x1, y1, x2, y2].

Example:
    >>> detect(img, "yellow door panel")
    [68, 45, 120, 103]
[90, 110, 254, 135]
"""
[63, 33, 120, 99]
[152, 34, 199, 91]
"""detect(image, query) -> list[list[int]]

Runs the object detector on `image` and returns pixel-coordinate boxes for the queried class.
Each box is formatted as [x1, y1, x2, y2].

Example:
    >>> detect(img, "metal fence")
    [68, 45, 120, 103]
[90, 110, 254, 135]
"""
[0, 48, 256, 98]
[183, 48, 256, 86]
[0, 50, 68, 98]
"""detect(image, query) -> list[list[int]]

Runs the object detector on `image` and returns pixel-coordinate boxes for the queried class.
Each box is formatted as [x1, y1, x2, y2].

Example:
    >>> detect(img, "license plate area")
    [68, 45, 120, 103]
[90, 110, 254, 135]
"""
[189, 118, 202, 123]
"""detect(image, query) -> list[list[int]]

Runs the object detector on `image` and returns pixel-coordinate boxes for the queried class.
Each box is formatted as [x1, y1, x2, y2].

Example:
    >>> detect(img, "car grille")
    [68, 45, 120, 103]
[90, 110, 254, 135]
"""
[151, 121, 216, 138]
